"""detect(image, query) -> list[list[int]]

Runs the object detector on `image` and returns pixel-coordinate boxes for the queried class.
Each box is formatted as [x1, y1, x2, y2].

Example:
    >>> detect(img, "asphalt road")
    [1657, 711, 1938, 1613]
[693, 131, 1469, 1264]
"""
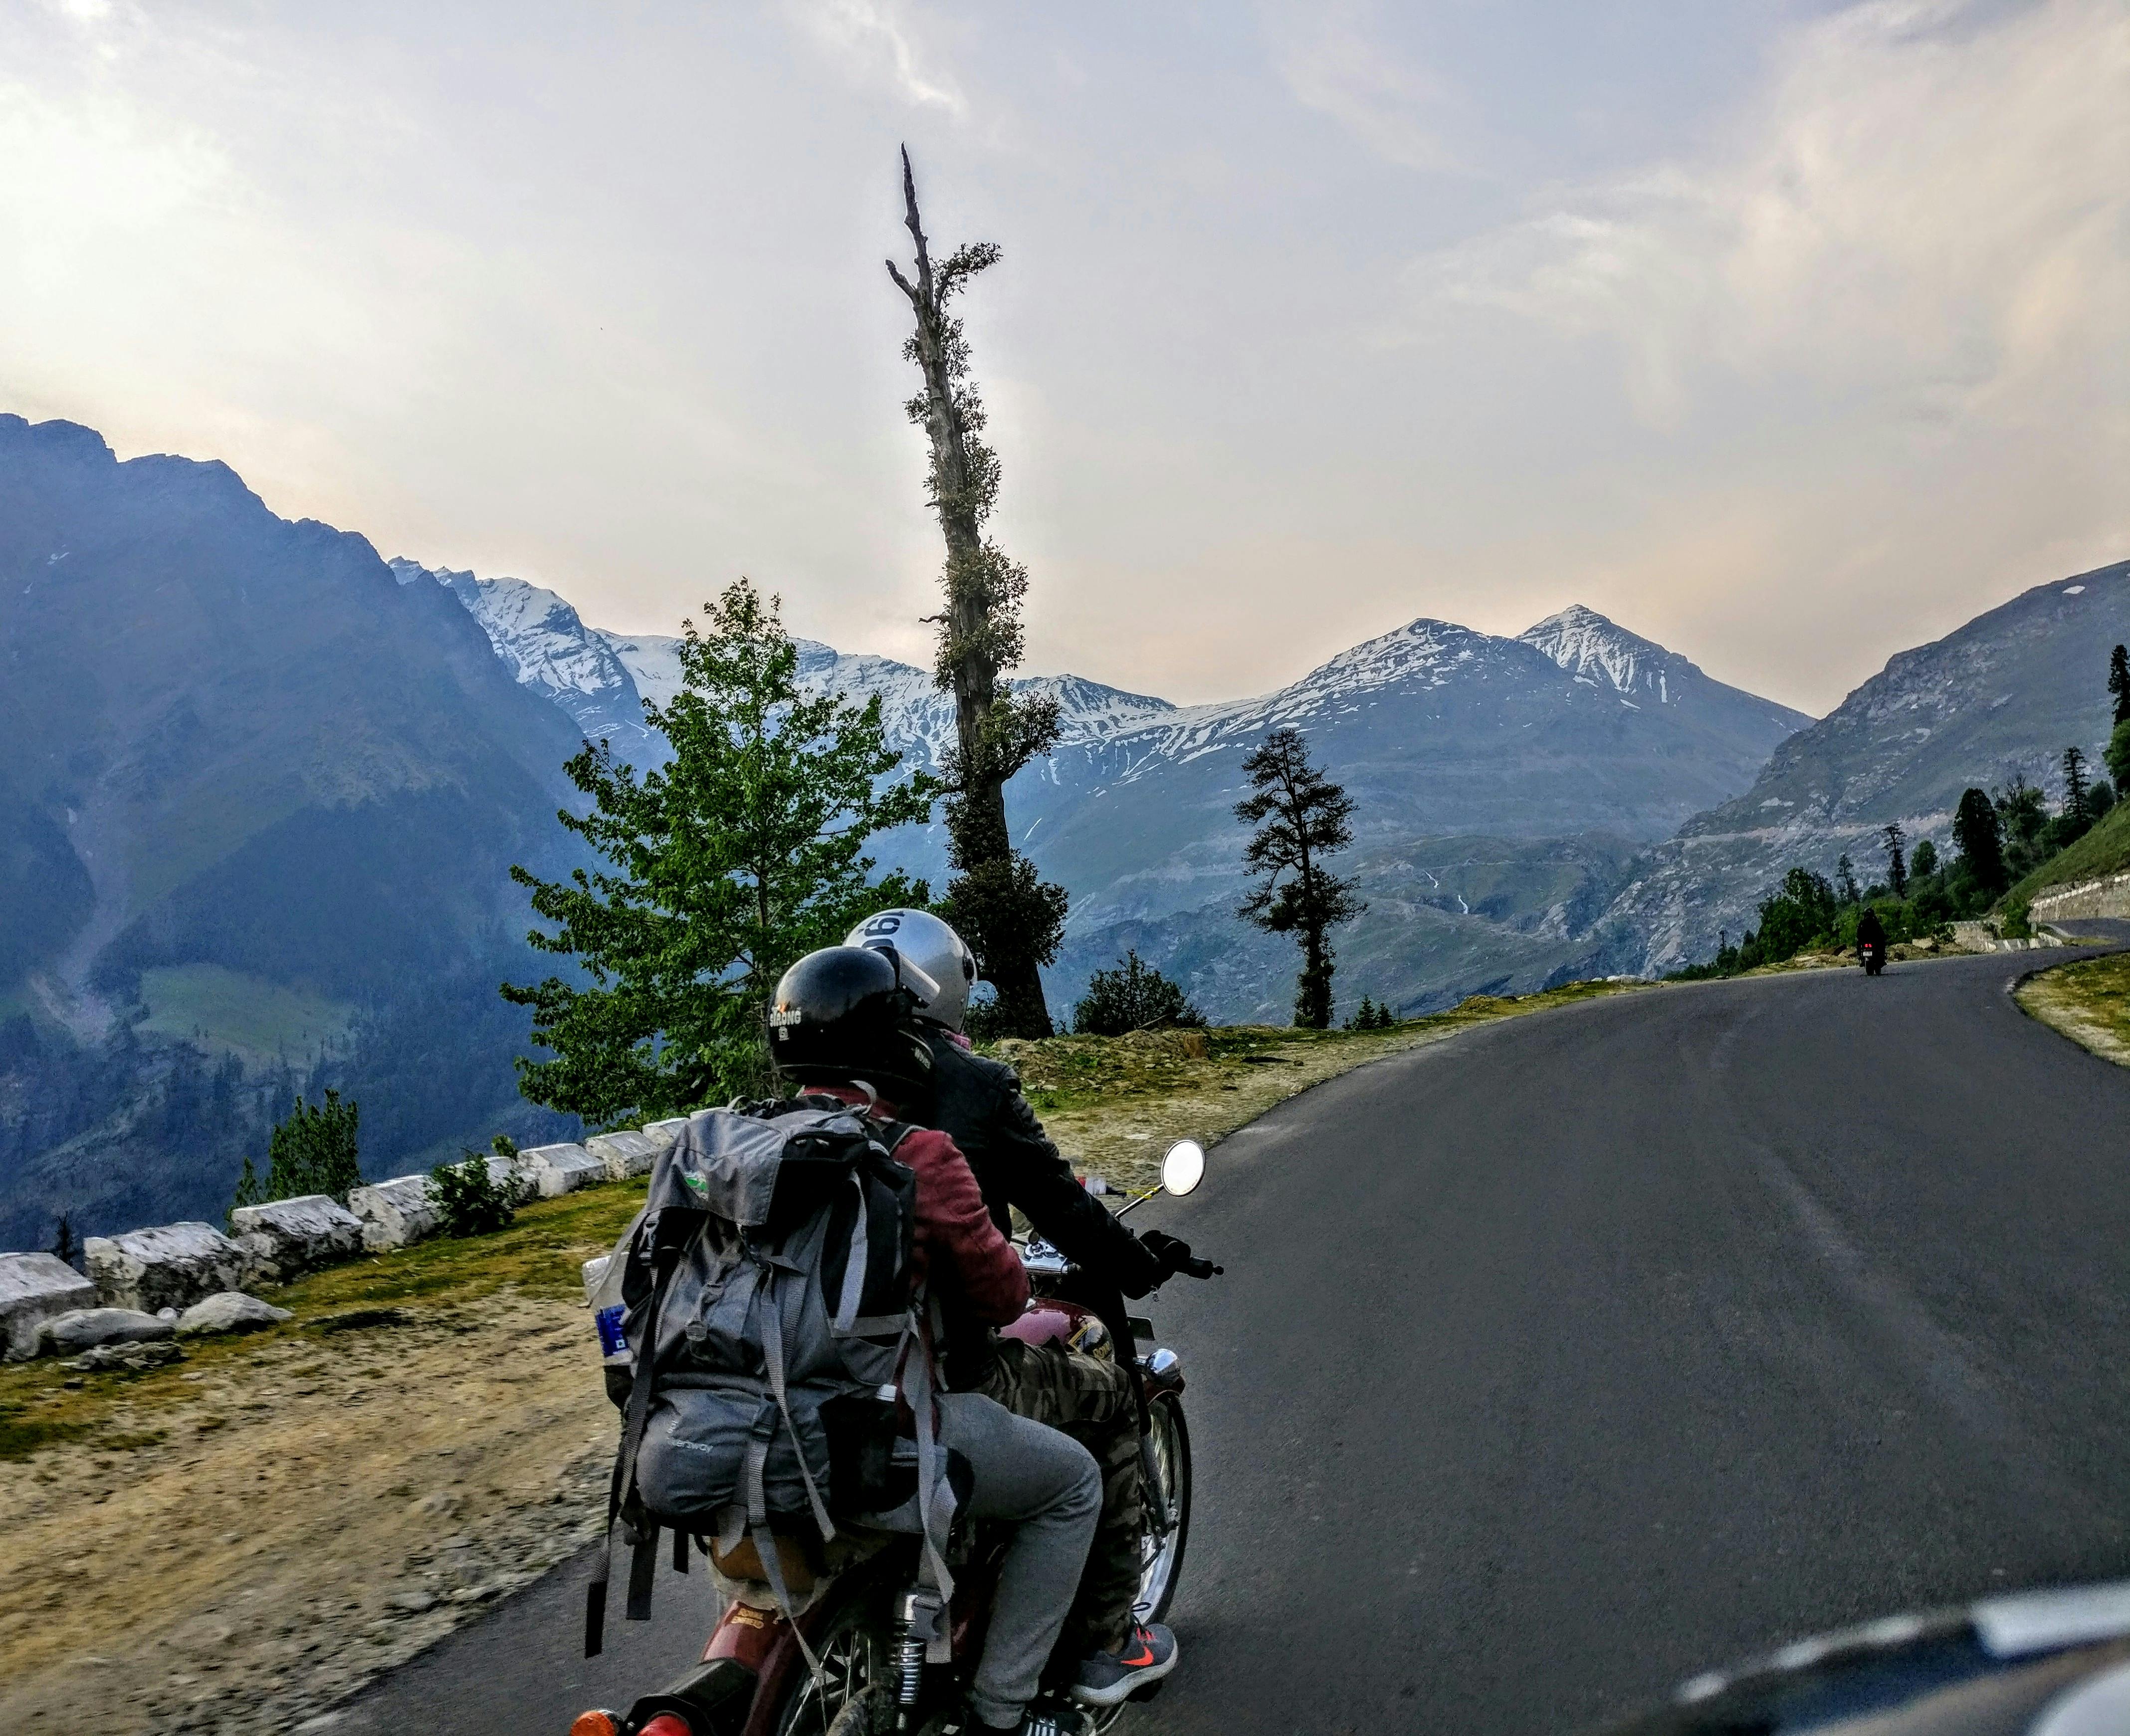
[337, 941, 2130, 1736]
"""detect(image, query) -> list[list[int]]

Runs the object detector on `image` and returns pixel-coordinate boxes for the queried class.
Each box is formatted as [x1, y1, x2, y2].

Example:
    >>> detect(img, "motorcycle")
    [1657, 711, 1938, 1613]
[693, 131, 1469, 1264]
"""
[1861, 939, 1884, 976]
[572, 1138, 1218, 1736]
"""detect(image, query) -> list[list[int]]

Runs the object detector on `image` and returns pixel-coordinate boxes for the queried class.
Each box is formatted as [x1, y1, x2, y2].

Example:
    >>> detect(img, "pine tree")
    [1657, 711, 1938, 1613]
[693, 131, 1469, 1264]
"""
[1953, 788, 2007, 892]
[504, 578, 936, 1123]
[1836, 854, 1861, 904]
[1882, 822, 1908, 900]
[887, 150, 1067, 1039]
[1910, 838, 1938, 881]
[2110, 645, 2130, 727]
[2062, 745, 2090, 825]
[50, 1213, 80, 1271]
[1236, 727, 1365, 1029]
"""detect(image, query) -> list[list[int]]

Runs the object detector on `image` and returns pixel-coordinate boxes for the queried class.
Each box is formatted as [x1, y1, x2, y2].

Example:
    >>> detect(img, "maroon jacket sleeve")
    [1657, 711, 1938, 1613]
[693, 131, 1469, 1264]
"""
[902, 1126, 1029, 1325]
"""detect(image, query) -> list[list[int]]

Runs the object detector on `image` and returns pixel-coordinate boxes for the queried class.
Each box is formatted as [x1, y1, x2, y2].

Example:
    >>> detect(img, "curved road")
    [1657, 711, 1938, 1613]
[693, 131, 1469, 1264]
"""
[337, 943, 2130, 1735]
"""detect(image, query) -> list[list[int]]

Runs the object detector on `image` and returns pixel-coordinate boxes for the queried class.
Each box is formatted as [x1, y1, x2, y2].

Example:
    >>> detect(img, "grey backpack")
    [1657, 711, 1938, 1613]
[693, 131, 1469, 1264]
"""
[585, 1098, 933, 1655]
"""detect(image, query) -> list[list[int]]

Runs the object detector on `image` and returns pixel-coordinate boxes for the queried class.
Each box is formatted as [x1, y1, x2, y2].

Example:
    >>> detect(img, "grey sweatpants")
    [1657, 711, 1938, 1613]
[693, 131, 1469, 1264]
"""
[935, 1391, 1103, 1727]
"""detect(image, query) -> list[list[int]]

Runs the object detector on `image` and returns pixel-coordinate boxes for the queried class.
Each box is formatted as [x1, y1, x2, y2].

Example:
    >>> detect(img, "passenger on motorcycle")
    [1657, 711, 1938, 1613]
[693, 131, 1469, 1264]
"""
[846, 910, 1201, 1707]
[773, 945, 1104, 1736]
[1857, 905, 1888, 967]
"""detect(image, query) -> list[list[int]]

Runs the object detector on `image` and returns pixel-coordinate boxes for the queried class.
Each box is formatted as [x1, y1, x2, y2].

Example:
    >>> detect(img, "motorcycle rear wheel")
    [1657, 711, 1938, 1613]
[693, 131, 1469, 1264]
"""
[774, 1583, 897, 1736]
[1133, 1391, 1192, 1628]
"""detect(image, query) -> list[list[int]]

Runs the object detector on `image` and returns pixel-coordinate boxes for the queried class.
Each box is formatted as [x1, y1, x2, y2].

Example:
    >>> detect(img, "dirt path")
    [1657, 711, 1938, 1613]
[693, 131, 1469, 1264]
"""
[0, 1294, 615, 1734]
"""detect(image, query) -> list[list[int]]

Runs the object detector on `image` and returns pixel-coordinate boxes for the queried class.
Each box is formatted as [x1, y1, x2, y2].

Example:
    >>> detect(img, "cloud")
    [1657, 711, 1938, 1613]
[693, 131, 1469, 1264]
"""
[1401, 0, 2130, 427]
[789, 0, 965, 116]
[1269, 4, 1461, 173]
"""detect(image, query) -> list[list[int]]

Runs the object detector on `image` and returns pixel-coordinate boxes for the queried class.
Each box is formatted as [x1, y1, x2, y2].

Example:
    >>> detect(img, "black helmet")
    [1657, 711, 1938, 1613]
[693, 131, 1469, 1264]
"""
[768, 946, 934, 1098]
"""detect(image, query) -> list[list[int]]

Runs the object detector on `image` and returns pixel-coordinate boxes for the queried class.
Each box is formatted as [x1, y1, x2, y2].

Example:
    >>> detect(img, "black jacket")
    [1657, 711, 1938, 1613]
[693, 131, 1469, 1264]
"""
[1856, 910, 1888, 950]
[920, 1028, 1166, 1300]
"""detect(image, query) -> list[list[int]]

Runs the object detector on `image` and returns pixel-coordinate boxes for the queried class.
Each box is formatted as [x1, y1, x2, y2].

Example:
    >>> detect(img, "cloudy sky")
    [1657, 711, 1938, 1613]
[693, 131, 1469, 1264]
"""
[1, 0, 2124, 714]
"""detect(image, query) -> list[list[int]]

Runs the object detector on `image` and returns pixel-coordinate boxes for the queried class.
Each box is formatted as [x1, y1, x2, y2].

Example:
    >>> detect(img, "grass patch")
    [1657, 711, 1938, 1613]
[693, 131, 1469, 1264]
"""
[135, 964, 355, 1063]
[2017, 951, 2130, 1067]
[2004, 800, 2130, 908]
[0, 1183, 646, 1460]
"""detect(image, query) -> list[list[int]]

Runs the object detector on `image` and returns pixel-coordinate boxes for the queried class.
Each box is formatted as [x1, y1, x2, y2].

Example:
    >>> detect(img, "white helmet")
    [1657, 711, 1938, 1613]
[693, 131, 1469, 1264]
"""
[845, 908, 978, 1032]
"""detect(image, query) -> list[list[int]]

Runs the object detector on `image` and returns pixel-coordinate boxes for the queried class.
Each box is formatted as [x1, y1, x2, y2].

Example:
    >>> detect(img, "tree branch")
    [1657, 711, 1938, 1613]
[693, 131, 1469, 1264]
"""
[900, 144, 934, 307]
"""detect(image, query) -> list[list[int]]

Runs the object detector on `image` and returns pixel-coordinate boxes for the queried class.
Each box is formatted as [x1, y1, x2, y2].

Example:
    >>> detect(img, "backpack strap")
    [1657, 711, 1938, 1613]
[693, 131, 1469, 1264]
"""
[585, 1223, 689, 1657]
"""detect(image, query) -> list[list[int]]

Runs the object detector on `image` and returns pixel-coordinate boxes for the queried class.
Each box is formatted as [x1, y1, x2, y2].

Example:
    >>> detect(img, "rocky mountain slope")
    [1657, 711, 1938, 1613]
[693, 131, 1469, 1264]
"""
[0, 418, 585, 1242]
[1598, 560, 2130, 972]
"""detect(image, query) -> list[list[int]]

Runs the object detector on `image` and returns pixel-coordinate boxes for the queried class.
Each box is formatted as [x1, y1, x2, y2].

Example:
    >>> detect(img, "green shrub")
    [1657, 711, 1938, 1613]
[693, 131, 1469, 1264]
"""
[429, 1152, 517, 1238]
[1072, 951, 1208, 1036]
[232, 1088, 361, 1212]
[1345, 995, 1396, 1030]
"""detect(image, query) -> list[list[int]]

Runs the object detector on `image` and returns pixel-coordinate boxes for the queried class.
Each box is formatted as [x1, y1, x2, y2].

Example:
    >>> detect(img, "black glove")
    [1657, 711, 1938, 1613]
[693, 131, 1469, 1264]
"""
[1138, 1230, 1221, 1280]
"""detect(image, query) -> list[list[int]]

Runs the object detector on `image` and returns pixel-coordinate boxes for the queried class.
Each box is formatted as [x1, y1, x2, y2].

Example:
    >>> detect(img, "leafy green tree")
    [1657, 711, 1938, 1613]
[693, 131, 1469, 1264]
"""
[233, 1088, 362, 1210]
[503, 578, 936, 1125]
[2090, 779, 2117, 821]
[887, 150, 1067, 1039]
[1952, 787, 2007, 893]
[2111, 644, 2130, 726]
[430, 1153, 516, 1237]
[1236, 727, 1364, 1028]
[1881, 823, 1908, 899]
[2108, 720, 2130, 793]
[1071, 951, 1208, 1036]
[1995, 775, 2051, 877]
[1909, 838, 1938, 880]
[1754, 868, 1840, 963]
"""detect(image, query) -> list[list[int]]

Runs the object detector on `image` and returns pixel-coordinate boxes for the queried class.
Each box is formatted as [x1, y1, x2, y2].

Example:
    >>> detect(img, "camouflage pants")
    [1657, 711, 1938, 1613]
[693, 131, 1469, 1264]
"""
[976, 1335, 1143, 1657]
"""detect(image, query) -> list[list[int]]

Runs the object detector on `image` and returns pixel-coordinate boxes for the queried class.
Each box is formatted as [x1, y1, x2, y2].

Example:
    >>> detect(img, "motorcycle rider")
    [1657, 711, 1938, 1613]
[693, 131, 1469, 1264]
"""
[846, 910, 1203, 1708]
[1856, 905, 1888, 970]
[771, 945, 1103, 1736]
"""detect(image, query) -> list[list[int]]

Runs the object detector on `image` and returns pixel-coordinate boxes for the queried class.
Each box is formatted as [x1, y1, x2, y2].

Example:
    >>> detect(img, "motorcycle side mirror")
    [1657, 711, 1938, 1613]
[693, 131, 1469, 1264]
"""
[1161, 1140, 1206, 1198]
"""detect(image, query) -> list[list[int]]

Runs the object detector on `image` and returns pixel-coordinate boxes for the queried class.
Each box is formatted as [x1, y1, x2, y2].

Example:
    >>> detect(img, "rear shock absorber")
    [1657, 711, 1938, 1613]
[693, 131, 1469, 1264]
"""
[895, 1587, 945, 1728]
[896, 1590, 927, 1720]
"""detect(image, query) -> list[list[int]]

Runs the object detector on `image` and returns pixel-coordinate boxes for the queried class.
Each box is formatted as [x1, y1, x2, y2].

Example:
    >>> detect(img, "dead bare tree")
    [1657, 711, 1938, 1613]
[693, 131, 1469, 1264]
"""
[886, 148, 1066, 1037]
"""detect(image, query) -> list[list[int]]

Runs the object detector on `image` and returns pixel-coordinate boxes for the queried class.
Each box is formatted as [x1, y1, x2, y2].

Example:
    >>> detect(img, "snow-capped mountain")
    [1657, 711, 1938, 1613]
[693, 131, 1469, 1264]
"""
[596, 628, 1175, 771]
[1597, 559, 2130, 973]
[390, 560, 655, 753]
[403, 552, 1817, 1015]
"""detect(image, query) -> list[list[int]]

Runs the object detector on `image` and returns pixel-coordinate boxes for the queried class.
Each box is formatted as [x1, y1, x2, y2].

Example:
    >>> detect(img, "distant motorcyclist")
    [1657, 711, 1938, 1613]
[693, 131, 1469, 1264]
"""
[1856, 906, 1888, 972]
[847, 909, 1202, 1708]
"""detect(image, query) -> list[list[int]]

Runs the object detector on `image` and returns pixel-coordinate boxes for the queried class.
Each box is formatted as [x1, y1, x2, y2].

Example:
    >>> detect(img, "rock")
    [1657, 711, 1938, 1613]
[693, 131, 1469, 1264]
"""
[176, 1292, 293, 1338]
[0, 1251, 98, 1360]
[83, 1223, 249, 1313]
[228, 1195, 364, 1280]
[66, 1338, 184, 1374]
[38, 1306, 176, 1356]
[481, 1152, 536, 1204]
[515, 1142, 606, 1198]
[584, 1129, 658, 1181]
[346, 1176, 440, 1252]
[384, 1590, 437, 1614]
[642, 1117, 689, 1153]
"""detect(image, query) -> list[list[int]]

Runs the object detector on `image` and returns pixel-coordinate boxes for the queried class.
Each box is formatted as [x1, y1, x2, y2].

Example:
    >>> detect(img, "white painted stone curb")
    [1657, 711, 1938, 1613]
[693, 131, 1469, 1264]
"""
[517, 1142, 606, 1198]
[585, 1130, 659, 1181]
[84, 1222, 249, 1313]
[347, 1175, 441, 1252]
[230, 1195, 364, 1280]
[0, 1252, 97, 1361]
